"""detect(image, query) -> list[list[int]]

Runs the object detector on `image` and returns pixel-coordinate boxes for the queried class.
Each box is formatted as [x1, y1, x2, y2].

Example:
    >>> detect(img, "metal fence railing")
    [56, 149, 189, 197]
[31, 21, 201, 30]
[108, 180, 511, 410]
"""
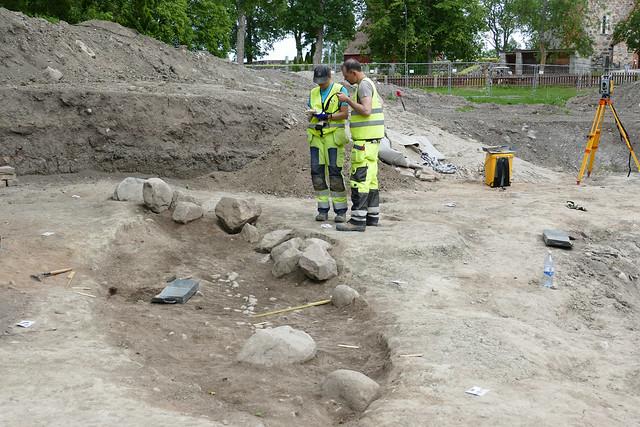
[247, 61, 640, 91]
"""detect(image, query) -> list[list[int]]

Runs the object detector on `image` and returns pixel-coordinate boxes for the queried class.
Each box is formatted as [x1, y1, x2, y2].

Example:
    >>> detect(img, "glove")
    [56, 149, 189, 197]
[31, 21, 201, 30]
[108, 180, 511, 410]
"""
[313, 112, 329, 121]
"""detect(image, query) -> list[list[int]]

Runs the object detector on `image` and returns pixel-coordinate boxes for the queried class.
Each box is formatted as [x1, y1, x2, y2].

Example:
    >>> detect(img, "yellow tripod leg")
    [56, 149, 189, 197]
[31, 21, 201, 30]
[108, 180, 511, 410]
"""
[577, 102, 605, 184]
[587, 103, 606, 177]
[609, 103, 640, 173]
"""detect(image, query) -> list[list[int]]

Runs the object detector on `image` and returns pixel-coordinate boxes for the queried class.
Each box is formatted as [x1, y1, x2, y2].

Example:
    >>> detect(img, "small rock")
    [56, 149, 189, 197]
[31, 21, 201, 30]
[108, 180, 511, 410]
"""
[45, 66, 63, 81]
[321, 369, 380, 412]
[527, 129, 537, 140]
[272, 247, 303, 278]
[240, 223, 261, 243]
[172, 201, 203, 224]
[331, 285, 359, 308]
[298, 242, 338, 281]
[215, 197, 262, 234]
[75, 39, 96, 58]
[170, 190, 202, 209]
[237, 325, 316, 366]
[143, 178, 174, 213]
[618, 272, 630, 282]
[271, 238, 304, 261]
[228, 272, 239, 281]
[257, 229, 295, 253]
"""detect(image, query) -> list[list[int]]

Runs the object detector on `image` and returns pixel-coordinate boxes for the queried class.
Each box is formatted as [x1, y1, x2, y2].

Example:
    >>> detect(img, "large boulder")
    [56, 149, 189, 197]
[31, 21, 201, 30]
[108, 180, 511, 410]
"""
[331, 285, 359, 308]
[271, 237, 303, 261]
[321, 370, 380, 412]
[215, 197, 261, 234]
[298, 242, 338, 281]
[113, 177, 146, 202]
[256, 229, 295, 253]
[272, 247, 303, 278]
[170, 190, 202, 210]
[143, 178, 174, 213]
[172, 201, 204, 224]
[237, 326, 316, 366]
[240, 223, 261, 243]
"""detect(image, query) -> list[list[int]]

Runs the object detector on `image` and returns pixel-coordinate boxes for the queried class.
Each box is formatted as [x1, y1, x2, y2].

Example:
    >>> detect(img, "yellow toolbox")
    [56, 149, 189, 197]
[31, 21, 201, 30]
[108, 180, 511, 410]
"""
[484, 150, 514, 187]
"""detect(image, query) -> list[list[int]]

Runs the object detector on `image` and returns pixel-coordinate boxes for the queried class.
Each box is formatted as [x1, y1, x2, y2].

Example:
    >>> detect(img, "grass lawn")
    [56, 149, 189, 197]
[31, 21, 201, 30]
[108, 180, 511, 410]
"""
[423, 86, 587, 106]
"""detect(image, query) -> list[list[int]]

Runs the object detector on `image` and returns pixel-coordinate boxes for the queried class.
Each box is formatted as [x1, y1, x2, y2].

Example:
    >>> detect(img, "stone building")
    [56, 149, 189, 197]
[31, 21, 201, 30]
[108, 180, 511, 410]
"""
[588, 0, 637, 68]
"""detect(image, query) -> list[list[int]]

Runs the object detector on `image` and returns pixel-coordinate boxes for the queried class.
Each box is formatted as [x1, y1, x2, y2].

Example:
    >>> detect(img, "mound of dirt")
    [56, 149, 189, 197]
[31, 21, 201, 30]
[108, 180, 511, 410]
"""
[0, 8, 315, 176]
[207, 128, 416, 198]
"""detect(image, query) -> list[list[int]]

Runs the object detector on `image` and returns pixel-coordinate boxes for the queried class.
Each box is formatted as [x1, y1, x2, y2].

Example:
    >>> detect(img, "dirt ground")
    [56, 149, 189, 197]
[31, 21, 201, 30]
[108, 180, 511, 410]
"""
[3, 7, 640, 427]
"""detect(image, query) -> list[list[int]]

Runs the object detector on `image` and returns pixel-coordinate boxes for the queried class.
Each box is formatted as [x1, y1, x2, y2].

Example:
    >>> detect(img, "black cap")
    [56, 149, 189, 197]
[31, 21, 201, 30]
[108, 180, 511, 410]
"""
[313, 65, 331, 84]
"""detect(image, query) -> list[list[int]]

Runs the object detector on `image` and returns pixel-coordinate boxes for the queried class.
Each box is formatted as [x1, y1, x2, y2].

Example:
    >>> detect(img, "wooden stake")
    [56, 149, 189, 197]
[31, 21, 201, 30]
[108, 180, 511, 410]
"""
[252, 299, 331, 318]
[66, 271, 76, 288]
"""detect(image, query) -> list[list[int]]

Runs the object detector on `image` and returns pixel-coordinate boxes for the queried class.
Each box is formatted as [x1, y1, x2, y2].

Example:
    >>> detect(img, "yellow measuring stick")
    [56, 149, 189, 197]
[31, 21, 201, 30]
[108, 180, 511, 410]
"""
[252, 299, 331, 318]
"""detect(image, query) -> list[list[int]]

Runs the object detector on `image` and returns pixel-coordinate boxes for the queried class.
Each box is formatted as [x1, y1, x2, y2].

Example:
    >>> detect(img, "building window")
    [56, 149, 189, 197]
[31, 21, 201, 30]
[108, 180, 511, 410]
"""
[601, 15, 610, 35]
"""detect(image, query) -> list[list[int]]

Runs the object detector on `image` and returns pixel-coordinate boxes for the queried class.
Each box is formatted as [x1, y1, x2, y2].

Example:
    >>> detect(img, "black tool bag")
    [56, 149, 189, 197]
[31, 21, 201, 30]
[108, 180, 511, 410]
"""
[493, 157, 511, 187]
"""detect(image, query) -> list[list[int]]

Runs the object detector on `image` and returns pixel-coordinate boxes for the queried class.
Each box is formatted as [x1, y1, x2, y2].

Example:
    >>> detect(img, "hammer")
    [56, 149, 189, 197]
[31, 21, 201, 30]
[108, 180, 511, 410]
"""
[31, 268, 73, 282]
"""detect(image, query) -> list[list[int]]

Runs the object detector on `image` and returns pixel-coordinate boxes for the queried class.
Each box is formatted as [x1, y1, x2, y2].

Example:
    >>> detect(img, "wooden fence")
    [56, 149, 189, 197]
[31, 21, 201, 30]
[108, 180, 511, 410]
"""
[383, 73, 640, 88]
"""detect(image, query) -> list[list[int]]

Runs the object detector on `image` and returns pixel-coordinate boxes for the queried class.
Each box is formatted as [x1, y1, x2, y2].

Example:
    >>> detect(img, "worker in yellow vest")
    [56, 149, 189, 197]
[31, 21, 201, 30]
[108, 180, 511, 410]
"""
[306, 65, 350, 222]
[336, 59, 385, 232]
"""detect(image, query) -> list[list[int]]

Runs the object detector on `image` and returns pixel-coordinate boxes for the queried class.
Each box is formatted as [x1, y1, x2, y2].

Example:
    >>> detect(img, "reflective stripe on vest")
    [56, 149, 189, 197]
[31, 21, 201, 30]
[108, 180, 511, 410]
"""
[308, 83, 346, 137]
[350, 77, 385, 140]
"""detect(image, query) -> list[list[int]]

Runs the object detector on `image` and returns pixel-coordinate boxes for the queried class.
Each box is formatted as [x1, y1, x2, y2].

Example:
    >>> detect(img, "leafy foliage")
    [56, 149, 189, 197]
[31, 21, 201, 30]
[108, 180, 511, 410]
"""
[365, 0, 486, 62]
[482, 0, 518, 53]
[614, 2, 640, 53]
[513, 0, 593, 65]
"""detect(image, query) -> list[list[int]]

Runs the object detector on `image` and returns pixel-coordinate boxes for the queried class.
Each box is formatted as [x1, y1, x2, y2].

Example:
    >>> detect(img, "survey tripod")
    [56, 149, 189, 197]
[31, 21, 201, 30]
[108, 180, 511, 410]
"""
[577, 74, 640, 184]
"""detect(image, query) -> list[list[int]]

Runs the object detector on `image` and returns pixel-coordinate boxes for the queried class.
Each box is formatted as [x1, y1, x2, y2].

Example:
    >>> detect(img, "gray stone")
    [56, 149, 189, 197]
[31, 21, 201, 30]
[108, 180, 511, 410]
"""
[256, 229, 295, 253]
[75, 39, 96, 58]
[143, 178, 174, 213]
[0, 166, 16, 175]
[237, 326, 316, 366]
[542, 229, 572, 249]
[271, 237, 304, 261]
[240, 223, 260, 243]
[321, 369, 380, 412]
[170, 189, 202, 210]
[331, 285, 359, 308]
[172, 201, 203, 224]
[272, 247, 302, 278]
[302, 237, 332, 252]
[45, 66, 63, 81]
[113, 177, 145, 202]
[298, 243, 337, 281]
[215, 197, 262, 234]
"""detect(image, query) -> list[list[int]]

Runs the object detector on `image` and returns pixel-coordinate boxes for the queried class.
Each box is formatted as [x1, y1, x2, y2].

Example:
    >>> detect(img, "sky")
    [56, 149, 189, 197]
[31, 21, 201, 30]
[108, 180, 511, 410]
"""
[259, 32, 527, 61]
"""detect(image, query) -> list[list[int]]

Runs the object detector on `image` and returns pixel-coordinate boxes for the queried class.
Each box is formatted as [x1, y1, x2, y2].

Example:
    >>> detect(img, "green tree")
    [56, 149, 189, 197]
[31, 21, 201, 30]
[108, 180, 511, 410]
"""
[513, 0, 593, 68]
[188, 0, 234, 57]
[282, 0, 312, 62]
[365, 0, 486, 63]
[234, 0, 286, 63]
[614, 2, 640, 53]
[482, 0, 518, 54]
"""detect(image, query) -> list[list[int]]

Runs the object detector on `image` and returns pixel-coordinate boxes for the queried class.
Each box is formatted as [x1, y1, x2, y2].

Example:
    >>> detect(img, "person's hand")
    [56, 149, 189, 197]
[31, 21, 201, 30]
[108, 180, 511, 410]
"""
[337, 92, 350, 103]
[313, 112, 329, 121]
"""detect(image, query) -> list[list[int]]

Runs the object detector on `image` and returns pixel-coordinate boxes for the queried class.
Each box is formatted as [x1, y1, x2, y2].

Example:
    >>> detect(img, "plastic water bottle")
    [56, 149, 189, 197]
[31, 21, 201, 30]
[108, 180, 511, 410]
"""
[543, 251, 554, 288]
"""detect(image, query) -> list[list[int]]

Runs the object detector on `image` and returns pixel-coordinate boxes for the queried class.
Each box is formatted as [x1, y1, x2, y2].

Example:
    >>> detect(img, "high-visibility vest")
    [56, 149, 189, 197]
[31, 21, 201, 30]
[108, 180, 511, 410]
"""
[307, 83, 346, 136]
[350, 77, 385, 140]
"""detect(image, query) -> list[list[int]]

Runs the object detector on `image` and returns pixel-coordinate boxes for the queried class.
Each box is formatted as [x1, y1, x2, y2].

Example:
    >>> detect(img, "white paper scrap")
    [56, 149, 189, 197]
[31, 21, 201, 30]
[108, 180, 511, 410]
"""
[465, 386, 489, 396]
[321, 223, 333, 229]
[16, 320, 34, 328]
[41, 232, 55, 237]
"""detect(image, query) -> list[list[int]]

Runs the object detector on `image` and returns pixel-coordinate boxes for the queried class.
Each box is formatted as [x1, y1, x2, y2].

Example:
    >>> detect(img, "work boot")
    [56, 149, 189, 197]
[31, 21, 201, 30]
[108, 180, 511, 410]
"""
[336, 222, 366, 232]
[315, 212, 328, 222]
[334, 214, 347, 223]
[366, 218, 379, 227]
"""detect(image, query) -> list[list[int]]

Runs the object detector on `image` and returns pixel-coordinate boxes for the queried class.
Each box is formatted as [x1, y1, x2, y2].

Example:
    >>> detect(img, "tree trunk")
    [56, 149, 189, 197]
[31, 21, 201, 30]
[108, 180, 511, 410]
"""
[246, 18, 253, 64]
[236, 9, 246, 65]
[294, 31, 303, 62]
[539, 41, 547, 72]
[313, 26, 323, 65]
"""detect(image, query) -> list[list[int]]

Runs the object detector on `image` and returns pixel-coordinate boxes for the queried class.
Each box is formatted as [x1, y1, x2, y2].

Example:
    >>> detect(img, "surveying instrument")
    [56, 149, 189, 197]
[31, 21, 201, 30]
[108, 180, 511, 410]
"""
[577, 74, 640, 184]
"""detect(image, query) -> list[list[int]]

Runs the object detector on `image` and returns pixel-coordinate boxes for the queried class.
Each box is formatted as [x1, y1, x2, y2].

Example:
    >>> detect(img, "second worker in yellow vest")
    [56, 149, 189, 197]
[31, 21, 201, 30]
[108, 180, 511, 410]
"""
[336, 58, 385, 232]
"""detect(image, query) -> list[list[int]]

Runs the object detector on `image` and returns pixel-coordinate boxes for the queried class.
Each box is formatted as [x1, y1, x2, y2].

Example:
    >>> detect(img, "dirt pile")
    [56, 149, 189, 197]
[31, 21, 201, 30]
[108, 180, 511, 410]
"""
[0, 8, 312, 177]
